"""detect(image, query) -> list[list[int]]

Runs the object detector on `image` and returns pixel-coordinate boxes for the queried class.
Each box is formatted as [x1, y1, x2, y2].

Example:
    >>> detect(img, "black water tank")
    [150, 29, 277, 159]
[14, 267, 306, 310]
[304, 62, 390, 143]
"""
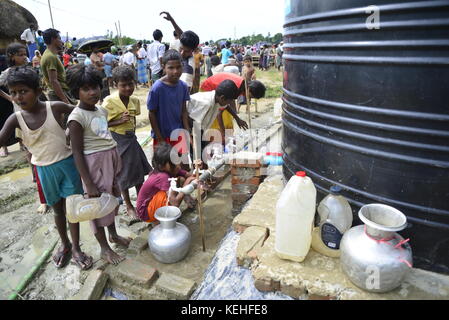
[282, 0, 449, 274]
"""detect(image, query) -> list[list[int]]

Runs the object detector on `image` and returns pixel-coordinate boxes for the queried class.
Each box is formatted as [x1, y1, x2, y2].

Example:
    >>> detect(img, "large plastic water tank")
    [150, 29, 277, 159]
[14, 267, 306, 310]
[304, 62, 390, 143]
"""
[282, 0, 449, 273]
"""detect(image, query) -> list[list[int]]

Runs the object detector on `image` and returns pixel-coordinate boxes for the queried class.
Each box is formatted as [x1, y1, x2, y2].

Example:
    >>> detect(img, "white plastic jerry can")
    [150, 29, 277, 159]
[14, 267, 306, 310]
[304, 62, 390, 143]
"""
[275, 171, 317, 262]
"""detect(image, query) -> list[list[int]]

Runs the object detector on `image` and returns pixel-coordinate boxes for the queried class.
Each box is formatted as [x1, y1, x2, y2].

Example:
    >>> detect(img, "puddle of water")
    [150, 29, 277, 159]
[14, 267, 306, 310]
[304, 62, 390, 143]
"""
[192, 229, 293, 300]
[0, 225, 57, 299]
[0, 167, 31, 183]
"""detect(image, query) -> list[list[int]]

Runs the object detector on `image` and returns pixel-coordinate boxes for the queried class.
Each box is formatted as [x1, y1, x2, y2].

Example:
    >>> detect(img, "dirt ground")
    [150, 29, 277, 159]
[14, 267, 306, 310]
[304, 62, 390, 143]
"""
[0, 70, 283, 300]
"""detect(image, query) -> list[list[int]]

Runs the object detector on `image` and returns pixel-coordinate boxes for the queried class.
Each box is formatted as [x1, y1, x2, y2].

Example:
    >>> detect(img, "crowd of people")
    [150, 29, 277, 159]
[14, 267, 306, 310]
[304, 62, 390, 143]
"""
[0, 11, 278, 269]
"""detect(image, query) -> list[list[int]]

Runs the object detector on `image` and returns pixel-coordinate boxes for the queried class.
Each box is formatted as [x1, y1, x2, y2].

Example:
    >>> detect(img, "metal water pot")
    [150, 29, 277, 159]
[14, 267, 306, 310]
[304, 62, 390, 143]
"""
[340, 204, 413, 293]
[148, 206, 192, 264]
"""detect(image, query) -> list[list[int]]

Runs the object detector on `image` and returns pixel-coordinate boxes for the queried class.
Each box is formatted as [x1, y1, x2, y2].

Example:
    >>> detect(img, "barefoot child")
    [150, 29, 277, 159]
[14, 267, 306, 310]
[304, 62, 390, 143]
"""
[67, 64, 130, 265]
[136, 143, 196, 223]
[102, 66, 152, 219]
[0, 66, 93, 270]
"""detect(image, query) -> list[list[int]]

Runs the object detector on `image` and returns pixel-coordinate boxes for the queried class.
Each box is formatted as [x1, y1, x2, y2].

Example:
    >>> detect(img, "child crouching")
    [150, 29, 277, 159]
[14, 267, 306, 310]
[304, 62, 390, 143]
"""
[136, 143, 196, 224]
[67, 64, 130, 265]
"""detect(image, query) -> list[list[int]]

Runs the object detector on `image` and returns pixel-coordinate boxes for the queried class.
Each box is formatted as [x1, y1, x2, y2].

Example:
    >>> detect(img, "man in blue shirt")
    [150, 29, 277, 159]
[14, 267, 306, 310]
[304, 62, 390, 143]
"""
[221, 41, 233, 65]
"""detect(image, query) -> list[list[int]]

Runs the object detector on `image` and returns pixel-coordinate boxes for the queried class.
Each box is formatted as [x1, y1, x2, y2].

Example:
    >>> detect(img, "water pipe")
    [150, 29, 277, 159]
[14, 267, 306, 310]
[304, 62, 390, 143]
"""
[169, 124, 283, 195]
[8, 239, 59, 300]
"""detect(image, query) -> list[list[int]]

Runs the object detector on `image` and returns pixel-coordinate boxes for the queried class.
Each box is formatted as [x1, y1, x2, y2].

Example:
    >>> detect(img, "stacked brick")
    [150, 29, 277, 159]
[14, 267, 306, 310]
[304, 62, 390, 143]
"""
[230, 152, 266, 214]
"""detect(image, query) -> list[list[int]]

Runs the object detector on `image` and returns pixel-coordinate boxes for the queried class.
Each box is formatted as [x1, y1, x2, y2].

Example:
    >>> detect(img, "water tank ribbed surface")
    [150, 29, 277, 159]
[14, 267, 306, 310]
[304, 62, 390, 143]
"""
[282, 0, 449, 273]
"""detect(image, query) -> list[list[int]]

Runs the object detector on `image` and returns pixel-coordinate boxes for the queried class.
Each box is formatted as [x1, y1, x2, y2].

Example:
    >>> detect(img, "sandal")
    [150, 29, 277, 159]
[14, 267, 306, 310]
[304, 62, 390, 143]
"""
[0, 148, 8, 158]
[72, 252, 94, 271]
[53, 246, 72, 269]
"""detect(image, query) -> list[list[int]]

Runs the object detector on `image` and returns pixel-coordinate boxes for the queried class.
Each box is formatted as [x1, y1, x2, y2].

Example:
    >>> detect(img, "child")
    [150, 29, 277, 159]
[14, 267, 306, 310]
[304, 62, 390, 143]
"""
[242, 55, 256, 83]
[201, 72, 266, 116]
[0, 66, 93, 270]
[188, 79, 240, 159]
[102, 66, 152, 219]
[0, 44, 48, 213]
[239, 55, 257, 107]
[67, 64, 130, 265]
[160, 11, 200, 93]
[0, 43, 29, 154]
[148, 50, 191, 157]
[136, 143, 196, 224]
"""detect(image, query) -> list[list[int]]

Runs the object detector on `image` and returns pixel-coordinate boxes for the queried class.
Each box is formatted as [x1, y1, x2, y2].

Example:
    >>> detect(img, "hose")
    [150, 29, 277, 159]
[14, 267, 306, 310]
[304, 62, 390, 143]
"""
[8, 239, 59, 300]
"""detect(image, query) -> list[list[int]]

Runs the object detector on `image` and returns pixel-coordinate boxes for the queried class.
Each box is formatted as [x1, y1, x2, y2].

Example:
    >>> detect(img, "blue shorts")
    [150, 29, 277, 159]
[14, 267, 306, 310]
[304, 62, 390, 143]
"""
[36, 156, 84, 206]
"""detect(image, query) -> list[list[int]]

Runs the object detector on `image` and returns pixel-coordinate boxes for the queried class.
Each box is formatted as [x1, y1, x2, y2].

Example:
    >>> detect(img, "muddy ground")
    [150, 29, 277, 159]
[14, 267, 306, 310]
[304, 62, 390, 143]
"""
[0, 80, 281, 300]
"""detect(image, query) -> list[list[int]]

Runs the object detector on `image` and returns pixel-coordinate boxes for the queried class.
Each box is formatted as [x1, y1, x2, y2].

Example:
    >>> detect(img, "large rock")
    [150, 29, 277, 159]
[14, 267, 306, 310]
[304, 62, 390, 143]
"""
[0, 0, 38, 53]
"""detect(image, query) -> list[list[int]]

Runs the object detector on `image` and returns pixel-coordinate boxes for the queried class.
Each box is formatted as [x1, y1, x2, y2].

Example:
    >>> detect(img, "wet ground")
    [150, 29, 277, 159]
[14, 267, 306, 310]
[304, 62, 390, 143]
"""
[0, 85, 280, 300]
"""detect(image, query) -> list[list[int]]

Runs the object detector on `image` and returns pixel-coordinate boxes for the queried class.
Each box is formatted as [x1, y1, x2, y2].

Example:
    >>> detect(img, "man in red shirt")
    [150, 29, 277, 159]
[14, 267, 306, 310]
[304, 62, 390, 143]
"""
[200, 72, 266, 136]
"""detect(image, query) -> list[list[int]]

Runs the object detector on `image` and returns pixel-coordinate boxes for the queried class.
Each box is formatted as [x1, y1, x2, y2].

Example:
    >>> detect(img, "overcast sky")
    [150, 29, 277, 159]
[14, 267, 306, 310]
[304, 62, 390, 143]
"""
[12, 0, 285, 42]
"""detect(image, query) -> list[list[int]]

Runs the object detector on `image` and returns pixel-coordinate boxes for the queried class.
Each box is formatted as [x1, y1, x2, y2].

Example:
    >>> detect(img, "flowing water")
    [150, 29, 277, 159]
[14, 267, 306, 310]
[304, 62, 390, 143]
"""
[191, 229, 293, 300]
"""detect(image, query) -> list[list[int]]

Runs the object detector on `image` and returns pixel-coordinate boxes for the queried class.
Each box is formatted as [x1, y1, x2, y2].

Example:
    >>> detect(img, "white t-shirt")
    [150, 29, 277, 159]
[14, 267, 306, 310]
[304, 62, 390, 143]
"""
[68, 106, 117, 155]
[187, 91, 220, 159]
[123, 52, 136, 66]
[169, 39, 181, 52]
[20, 28, 36, 43]
[137, 48, 147, 60]
[202, 46, 212, 56]
[147, 41, 166, 74]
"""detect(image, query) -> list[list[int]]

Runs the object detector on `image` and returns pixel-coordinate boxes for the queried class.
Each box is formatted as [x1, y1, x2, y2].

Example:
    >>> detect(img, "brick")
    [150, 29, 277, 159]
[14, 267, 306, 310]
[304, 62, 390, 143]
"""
[233, 223, 249, 234]
[155, 273, 197, 300]
[127, 236, 149, 256]
[232, 176, 262, 185]
[254, 278, 280, 293]
[229, 151, 264, 168]
[281, 284, 305, 299]
[129, 222, 149, 235]
[236, 226, 268, 268]
[73, 270, 109, 300]
[116, 259, 158, 289]
[232, 184, 260, 195]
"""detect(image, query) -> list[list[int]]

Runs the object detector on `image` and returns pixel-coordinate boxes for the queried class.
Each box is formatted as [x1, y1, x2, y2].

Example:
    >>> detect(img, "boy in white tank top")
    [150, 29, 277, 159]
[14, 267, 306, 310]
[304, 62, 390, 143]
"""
[0, 66, 93, 271]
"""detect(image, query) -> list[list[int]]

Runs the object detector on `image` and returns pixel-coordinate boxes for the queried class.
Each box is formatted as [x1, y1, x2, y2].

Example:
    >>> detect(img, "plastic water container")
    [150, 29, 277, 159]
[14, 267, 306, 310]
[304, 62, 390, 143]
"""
[66, 193, 120, 224]
[311, 186, 353, 257]
[275, 171, 317, 262]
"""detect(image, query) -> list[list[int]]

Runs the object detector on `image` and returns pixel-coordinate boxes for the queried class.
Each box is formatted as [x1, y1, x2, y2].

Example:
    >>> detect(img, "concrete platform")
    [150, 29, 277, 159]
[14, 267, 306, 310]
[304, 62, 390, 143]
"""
[232, 175, 449, 300]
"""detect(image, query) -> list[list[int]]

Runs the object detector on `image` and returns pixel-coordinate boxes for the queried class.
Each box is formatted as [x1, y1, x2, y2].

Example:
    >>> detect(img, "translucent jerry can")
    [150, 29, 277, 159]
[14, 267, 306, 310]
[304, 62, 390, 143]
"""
[312, 186, 353, 257]
[275, 171, 317, 262]
[66, 193, 120, 223]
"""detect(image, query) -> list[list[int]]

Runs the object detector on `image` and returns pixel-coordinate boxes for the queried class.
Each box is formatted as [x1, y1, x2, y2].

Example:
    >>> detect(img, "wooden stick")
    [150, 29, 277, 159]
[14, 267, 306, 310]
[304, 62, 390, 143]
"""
[192, 131, 206, 252]
[244, 80, 255, 152]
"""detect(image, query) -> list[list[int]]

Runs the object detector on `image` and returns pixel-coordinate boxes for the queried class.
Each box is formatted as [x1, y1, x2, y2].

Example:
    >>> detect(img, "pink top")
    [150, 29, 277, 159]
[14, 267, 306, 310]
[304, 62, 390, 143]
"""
[136, 170, 187, 221]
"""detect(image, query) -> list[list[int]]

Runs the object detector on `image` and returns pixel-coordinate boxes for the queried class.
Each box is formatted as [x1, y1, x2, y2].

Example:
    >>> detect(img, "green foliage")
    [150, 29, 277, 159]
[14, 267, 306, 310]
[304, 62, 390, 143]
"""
[234, 33, 283, 46]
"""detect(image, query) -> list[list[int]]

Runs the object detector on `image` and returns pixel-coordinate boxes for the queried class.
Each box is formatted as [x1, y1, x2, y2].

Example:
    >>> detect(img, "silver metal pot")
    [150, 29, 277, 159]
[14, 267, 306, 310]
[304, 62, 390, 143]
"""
[148, 206, 192, 264]
[340, 204, 413, 293]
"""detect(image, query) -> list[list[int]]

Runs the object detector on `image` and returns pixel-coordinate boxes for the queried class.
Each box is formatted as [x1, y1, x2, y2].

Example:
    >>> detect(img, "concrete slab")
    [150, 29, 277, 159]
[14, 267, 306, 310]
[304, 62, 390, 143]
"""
[234, 175, 449, 300]
[155, 273, 196, 300]
[72, 270, 108, 300]
[113, 259, 158, 289]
